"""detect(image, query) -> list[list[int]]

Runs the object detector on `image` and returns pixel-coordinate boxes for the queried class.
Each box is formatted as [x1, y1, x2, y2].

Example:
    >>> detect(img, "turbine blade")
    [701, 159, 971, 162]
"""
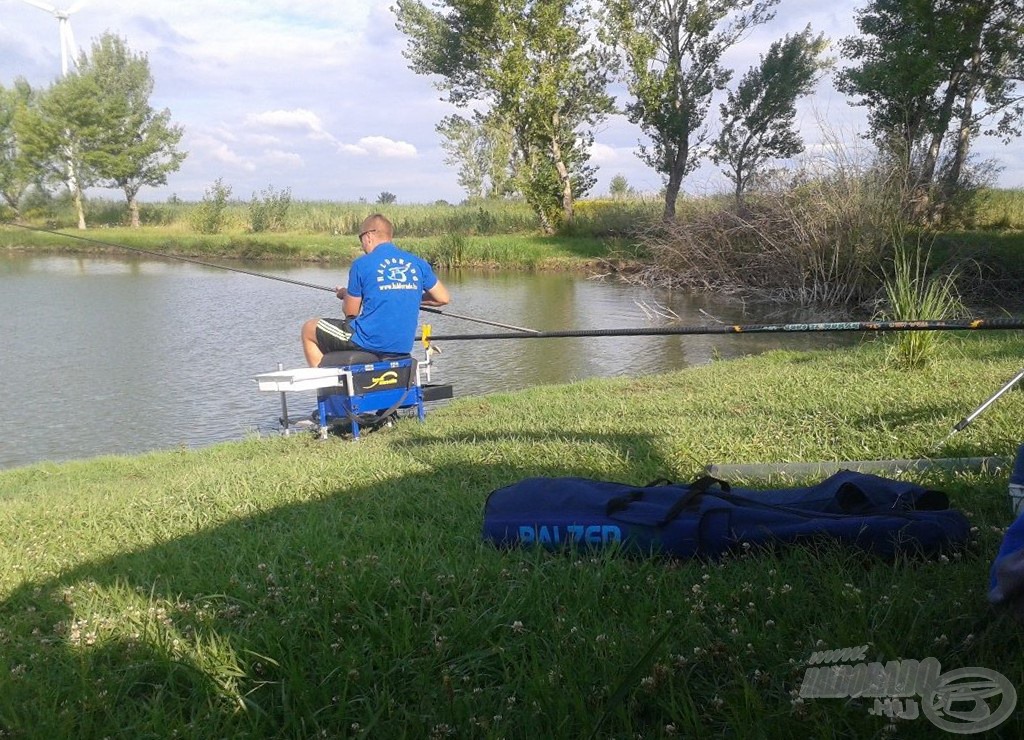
[22, 0, 58, 13]
[66, 0, 88, 14]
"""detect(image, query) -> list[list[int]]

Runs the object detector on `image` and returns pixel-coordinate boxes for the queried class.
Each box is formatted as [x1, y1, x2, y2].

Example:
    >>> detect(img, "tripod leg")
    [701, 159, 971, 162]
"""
[952, 368, 1024, 435]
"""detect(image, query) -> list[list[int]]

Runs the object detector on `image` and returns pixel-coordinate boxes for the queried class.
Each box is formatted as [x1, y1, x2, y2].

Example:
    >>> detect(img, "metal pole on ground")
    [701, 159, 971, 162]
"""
[944, 367, 1024, 442]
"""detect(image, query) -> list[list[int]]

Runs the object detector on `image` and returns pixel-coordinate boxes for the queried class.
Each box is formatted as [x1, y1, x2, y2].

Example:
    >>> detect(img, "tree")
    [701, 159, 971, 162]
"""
[837, 0, 1024, 201]
[436, 112, 515, 201]
[601, 0, 779, 221]
[712, 26, 829, 209]
[75, 33, 186, 228]
[377, 191, 397, 204]
[0, 79, 36, 218]
[14, 70, 102, 229]
[609, 173, 633, 199]
[395, 0, 615, 229]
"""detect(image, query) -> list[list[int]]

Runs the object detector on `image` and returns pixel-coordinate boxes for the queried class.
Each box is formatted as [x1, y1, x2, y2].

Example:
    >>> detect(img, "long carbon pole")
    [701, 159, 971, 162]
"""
[421, 318, 1024, 341]
[3, 222, 540, 334]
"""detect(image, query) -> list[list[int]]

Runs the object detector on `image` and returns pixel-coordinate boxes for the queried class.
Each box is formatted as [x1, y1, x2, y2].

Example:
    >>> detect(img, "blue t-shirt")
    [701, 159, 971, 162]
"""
[347, 242, 438, 354]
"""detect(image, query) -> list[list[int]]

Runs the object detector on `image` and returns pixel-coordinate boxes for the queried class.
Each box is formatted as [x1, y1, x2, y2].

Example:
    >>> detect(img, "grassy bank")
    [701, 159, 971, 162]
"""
[0, 224, 619, 271]
[2, 334, 1024, 737]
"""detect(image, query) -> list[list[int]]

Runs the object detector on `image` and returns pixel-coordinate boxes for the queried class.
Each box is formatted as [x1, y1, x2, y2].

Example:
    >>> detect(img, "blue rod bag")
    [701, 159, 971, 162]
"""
[482, 471, 970, 559]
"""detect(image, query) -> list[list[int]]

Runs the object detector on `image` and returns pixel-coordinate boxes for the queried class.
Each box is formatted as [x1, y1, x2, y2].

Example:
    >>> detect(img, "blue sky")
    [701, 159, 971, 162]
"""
[1, 0, 1021, 204]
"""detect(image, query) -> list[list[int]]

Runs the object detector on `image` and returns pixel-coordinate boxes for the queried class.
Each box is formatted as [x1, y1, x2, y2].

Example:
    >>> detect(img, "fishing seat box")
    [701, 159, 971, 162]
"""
[316, 350, 452, 438]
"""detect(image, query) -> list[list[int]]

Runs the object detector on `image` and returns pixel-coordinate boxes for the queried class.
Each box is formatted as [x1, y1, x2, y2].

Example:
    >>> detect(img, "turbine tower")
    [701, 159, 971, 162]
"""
[22, 0, 88, 228]
[22, 0, 85, 77]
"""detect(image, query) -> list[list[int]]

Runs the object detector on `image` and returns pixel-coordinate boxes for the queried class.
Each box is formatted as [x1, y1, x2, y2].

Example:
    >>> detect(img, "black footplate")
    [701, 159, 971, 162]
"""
[422, 384, 454, 402]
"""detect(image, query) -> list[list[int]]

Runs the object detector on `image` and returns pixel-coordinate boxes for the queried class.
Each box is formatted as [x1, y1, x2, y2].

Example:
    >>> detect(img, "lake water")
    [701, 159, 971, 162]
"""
[0, 253, 858, 469]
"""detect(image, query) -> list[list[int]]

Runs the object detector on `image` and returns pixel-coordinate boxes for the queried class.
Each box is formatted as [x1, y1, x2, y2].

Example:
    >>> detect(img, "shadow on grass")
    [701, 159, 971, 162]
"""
[0, 429, 683, 737]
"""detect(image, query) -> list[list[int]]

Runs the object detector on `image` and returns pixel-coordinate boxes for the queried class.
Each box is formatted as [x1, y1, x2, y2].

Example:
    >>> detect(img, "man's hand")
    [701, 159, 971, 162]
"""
[335, 286, 347, 300]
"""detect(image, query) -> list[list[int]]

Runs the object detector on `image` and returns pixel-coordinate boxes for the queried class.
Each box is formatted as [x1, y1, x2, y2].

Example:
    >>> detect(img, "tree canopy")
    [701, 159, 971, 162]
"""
[74, 33, 187, 227]
[0, 79, 35, 218]
[395, 0, 615, 229]
[713, 26, 829, 208]
[837, 0, 1024, 205]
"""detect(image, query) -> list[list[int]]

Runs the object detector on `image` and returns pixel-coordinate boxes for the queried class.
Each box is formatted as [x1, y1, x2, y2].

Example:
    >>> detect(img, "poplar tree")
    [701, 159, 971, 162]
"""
[436, 113, 515, 201]
[15, 69, 100, 229]
[395, 0, 615, 229]
[601, 0, 779, 221]
[837, 0, 1023, 199]
[713, 26, 829, 209]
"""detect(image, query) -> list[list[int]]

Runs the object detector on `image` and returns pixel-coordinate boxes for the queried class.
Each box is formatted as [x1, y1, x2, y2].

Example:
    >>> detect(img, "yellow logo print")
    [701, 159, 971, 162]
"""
[366, 371, 399, 389]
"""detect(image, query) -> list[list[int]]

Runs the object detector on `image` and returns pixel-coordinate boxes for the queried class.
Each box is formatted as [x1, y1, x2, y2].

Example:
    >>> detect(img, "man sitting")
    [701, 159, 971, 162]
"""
[301, 213, 450, 367]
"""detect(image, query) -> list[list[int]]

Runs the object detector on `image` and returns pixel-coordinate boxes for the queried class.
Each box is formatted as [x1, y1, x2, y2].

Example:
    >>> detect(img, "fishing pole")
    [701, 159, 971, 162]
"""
[421, 317, 1024, 341]
[3, 222, 540, 334]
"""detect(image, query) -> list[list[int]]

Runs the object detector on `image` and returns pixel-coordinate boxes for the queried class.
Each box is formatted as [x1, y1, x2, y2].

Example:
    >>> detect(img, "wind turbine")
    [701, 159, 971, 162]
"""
[22, 0, 89, 228]
[22, 0, 86, 77]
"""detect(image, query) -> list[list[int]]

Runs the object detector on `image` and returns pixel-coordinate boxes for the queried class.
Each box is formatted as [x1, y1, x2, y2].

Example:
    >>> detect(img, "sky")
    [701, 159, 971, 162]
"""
[1, 0, 1021, 205]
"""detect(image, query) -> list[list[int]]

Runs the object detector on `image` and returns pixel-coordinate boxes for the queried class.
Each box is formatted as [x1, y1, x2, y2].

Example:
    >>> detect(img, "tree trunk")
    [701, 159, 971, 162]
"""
[63, 153, 87, 229]
[73, 185, 86, 230]
[948, 48, 983, 189]
[552, 151, 574, 226]
[662, 144, 688, 222]
[663, 176, 680, 222]
[920, 67, 963, 186]
[549, 112, 574, 226]
[127, 189, 141, 228]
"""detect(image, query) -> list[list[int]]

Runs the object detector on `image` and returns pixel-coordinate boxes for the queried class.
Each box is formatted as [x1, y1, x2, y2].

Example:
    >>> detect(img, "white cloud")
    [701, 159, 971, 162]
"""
[209, 144, 256, 172]
[588, 142, 623, 166]
[262, 149, 305, 168]
[249, 109, 331, 138]
[340, 136, 418, 159]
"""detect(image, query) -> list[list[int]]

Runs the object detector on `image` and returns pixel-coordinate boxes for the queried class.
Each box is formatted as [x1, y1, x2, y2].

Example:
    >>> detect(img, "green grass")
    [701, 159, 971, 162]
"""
[975, 188, 1024, 231]
[2, 334, 1024, 737]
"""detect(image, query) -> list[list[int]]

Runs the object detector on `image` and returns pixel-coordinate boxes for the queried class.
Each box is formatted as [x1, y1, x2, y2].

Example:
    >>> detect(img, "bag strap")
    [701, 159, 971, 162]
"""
[605, 475, 732, 525]
[345, 363, 417, 428]
[656, 476, 731, 526]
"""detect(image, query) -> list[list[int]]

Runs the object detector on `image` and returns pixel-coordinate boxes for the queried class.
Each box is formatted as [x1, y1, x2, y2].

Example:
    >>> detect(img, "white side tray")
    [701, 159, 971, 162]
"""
[255, 367, 351, 393]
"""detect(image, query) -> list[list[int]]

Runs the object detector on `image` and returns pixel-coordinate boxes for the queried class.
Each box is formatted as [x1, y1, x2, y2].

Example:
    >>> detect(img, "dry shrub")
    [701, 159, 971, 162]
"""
[627, 160, 909, 308]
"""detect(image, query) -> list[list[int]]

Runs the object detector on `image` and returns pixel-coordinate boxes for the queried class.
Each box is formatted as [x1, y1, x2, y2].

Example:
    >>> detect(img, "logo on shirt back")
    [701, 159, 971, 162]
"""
[377, 258, 420, 291]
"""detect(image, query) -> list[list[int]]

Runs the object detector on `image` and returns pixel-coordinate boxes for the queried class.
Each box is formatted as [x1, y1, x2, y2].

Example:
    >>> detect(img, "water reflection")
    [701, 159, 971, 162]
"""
[0, 253, 857, 469]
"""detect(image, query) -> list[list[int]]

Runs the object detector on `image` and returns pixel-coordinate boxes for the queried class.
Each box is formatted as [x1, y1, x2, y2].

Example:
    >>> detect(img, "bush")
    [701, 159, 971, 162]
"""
[626, 164, 907, 307]
[189, 178, 232, 234]
[248, 185, 292, 233]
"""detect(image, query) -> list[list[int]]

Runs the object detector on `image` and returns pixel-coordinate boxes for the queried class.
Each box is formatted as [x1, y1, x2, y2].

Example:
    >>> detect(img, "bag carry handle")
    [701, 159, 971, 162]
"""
[605, 476, 732, 525]
[656, 476, 731, 526]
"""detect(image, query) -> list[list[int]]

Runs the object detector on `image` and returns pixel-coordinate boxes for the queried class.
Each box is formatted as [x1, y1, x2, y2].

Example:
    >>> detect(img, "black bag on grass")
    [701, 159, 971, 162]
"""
[481, 470, 970, 559]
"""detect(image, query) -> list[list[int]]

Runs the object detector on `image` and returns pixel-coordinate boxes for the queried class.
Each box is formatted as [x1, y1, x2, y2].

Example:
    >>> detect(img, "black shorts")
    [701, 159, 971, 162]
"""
[315, 318, 366, 353]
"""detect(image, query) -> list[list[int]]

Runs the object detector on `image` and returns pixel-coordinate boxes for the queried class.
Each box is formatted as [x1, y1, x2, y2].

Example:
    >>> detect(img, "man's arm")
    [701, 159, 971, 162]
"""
[335, 285, 361, 318]
[421, 279, 450, 307]
[343, 293, 362, 318]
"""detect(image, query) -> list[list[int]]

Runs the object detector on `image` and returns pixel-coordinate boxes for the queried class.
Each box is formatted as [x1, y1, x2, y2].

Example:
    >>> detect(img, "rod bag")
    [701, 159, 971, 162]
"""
[482, 470, 970, 559]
